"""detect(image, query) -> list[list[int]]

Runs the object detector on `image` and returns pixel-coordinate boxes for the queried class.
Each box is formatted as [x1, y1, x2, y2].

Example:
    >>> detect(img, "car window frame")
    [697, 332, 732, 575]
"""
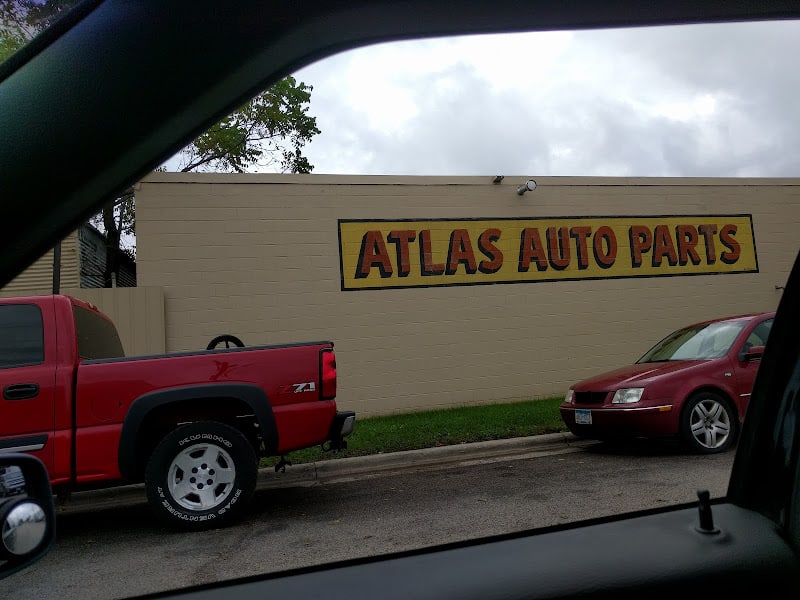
[1, 0, 799, 596]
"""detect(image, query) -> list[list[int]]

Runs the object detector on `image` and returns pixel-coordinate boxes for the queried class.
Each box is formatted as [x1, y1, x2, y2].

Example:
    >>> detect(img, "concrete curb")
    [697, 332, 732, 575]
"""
[303, 431, 592, 483]
[58, 432, 592, 514]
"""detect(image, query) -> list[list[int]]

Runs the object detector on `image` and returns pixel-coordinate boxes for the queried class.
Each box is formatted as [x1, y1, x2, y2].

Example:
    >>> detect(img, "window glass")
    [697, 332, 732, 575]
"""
[746, 319, 773, 348]
[0, 304, 44, 368]
[638, 320, 747, 362]
[2, 6, 799, 598]
[73, 305, 125, 360]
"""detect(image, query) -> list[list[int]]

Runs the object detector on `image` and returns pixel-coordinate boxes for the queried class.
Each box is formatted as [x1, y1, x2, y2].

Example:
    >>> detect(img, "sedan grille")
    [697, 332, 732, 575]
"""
[574, 391, 609, 405]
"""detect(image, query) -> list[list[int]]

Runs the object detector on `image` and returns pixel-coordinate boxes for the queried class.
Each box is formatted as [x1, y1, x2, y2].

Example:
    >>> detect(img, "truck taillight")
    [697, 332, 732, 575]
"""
[320, 348, 336, 400]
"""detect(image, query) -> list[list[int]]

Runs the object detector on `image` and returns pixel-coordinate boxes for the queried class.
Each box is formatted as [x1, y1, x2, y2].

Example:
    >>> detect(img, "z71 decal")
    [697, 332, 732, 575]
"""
[279, 382, 317, 394]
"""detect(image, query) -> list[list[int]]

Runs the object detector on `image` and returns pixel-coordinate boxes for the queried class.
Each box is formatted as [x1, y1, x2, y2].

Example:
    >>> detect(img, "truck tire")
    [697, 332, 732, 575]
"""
[144, 421, 257, 531]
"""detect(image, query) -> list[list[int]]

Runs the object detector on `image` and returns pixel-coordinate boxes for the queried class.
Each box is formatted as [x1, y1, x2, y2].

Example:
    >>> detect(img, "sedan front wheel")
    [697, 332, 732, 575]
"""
[680, 392, 738, 454]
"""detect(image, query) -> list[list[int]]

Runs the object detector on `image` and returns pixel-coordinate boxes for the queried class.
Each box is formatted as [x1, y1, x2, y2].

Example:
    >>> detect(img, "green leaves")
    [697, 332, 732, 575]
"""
[1, 0, 77, 63]
[0, 28, 26, 63]
[179, 76, 321, 174]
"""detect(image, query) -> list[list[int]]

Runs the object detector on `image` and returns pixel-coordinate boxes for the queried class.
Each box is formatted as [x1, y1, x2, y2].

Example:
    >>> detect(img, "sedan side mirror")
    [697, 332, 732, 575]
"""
[742, 345, 766, 362]
[0, 453, 56, 580]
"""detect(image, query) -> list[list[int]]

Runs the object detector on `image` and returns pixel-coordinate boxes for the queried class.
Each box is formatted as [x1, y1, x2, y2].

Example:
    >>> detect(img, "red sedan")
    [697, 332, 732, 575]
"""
[560, 311, 774, 453]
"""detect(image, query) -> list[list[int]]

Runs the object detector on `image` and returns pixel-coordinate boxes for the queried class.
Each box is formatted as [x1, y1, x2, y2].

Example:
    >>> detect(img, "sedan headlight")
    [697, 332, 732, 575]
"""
[564, 389, 574, 404]
[611, 388, 644, 404]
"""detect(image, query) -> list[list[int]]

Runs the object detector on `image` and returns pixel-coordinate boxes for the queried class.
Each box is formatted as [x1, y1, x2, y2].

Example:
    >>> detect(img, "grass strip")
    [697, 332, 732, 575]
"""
[262, 396, 566, 467]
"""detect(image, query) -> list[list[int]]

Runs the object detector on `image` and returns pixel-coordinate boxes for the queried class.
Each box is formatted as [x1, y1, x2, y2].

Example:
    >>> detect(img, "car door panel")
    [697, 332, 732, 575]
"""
[0, 303, 56, 473]
[730, 317, 774, 417]
[145, 503, 799, 599]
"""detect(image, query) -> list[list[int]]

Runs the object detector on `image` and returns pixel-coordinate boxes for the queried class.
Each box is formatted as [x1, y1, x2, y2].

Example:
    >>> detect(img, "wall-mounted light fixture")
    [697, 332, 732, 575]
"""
[492, 175, 504, 184]
[517, 179, 537, 195]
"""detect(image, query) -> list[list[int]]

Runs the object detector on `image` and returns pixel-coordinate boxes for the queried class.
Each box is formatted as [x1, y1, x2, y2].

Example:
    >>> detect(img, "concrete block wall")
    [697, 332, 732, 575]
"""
[136, 173, 799, 417]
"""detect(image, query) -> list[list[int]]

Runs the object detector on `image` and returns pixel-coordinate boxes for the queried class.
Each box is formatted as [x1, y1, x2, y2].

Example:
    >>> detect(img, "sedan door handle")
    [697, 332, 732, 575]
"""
[3, 383, 40, 400]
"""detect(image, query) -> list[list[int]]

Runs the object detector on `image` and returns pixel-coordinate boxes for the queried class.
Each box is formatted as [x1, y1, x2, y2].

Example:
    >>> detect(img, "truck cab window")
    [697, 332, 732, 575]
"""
[73, 306, 125, 360]
[0, 304, 44, 368]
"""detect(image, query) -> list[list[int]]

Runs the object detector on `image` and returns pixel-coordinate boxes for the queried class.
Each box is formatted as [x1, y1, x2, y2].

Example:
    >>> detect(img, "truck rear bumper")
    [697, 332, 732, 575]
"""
[328, 411, 355, 450]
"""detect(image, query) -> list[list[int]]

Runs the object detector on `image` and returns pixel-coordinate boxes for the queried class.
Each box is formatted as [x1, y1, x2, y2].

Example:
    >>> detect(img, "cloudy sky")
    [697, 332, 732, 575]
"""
[282, 19, 800, 178]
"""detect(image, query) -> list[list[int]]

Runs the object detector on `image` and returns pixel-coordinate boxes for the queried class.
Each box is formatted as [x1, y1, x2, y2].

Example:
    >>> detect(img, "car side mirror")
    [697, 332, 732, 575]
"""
[0, 453, 56, 580]
[742, 345, 766, 361]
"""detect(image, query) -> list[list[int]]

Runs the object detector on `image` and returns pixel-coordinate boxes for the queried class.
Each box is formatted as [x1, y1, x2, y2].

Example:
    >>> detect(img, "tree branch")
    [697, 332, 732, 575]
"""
[180, 128, 252, 172]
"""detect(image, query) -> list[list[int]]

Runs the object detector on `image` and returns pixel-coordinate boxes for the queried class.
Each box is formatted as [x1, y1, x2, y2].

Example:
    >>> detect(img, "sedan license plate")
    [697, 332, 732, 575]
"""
[575, 409, 592, 425]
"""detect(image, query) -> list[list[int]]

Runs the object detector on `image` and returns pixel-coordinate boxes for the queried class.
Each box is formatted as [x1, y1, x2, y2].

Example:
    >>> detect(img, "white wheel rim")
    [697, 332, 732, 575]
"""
[689, 399, 731, 449]
[167, 443, 236, 511]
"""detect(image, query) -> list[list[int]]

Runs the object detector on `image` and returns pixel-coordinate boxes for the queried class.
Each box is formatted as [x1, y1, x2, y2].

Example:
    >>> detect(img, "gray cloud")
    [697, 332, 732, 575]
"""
[298, 20, 800, 178]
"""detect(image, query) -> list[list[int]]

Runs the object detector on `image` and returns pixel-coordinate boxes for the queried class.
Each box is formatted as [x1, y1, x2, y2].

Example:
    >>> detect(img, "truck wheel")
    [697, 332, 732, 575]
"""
[144, 421, 257, 531]
[680, 392, 738, 454]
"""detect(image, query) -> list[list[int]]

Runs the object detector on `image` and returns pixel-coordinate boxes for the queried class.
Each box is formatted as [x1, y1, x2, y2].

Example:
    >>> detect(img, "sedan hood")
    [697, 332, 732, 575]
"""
[572, 360, 707, 390]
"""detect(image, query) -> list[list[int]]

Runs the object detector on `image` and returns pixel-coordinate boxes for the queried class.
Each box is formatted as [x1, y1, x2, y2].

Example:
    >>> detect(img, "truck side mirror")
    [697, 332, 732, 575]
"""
[0, 453, 56, 580]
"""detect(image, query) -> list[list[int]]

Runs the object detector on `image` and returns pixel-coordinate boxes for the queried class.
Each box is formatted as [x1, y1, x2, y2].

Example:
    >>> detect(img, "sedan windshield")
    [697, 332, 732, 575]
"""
[637, 320, 747, 362]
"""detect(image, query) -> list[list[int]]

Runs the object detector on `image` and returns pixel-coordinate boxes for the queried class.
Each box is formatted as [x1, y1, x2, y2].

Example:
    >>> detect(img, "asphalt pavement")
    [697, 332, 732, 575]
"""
[59, 432, 595, 514]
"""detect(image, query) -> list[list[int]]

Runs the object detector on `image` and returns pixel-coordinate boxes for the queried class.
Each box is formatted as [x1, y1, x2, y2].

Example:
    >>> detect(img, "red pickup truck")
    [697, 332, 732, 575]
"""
[0, 294, 354, 529]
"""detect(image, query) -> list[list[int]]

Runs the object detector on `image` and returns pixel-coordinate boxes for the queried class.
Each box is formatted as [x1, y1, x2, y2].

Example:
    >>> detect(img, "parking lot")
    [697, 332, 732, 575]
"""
[0, 437, 735, 600]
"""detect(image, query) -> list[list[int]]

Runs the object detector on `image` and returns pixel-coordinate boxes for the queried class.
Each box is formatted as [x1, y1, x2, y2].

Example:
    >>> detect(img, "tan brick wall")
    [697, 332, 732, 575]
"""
[136, 173, 798, 417]
[60, 287, 166, 357]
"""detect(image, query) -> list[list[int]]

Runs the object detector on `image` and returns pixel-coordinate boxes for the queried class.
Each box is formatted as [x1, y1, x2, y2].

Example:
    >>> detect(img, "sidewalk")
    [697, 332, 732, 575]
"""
[58, 432, 593, 514]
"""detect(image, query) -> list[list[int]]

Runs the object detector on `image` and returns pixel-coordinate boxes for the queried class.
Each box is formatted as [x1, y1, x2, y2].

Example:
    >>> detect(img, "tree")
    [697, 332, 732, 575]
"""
[93, 76, 320, 286]
[94, 188, 136, 288]
[179, 76, 319, 174]
[1, 0, 73, 62]
[0, 16, 27, 63]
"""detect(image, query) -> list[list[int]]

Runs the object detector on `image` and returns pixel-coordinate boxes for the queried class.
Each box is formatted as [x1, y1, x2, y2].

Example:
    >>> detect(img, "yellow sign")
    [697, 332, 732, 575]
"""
[338, 216, 758, 290]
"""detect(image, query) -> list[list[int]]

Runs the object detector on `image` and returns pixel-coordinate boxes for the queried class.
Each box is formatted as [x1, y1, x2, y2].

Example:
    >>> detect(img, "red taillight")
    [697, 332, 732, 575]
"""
[320, 348, 337, 400]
